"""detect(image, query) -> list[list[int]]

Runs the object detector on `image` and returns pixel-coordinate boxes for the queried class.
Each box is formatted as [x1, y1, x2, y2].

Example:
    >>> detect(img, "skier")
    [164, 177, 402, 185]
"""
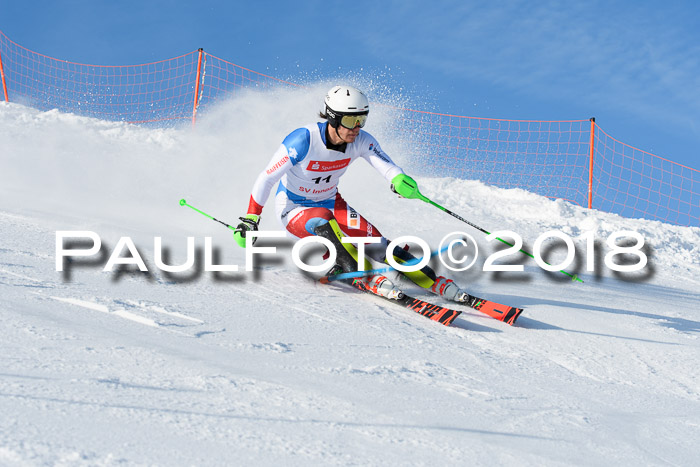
[233, 85, 470, 302]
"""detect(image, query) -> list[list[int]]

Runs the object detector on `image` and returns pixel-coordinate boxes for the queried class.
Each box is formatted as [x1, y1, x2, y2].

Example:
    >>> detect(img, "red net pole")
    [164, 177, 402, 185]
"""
[0, 50, 8, 102]
[191, 48, 204, 127]
[588, 117, 596, 209]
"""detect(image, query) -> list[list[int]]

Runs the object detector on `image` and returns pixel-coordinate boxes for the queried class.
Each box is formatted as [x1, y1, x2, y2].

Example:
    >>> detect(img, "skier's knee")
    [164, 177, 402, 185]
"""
[306, 217, 330, 235]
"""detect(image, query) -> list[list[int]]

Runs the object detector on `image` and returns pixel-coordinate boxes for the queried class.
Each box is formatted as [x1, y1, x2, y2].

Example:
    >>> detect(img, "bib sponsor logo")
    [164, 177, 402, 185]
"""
[306, 158, 351, 172]
[347, 209, 359, 229]
[372, 146, 389, 162]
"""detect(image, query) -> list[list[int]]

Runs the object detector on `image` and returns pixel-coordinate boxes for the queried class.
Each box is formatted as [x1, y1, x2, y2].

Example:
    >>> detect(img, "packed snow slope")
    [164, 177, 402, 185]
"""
[1, 86, 700, 466]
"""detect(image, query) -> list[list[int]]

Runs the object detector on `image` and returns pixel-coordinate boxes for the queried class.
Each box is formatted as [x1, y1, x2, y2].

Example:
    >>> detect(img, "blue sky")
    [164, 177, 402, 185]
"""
[1, 0, 699, 169]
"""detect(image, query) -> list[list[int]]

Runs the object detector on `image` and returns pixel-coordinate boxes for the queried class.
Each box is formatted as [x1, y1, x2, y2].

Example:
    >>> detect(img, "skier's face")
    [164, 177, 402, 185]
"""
[336, 123, 361, 143]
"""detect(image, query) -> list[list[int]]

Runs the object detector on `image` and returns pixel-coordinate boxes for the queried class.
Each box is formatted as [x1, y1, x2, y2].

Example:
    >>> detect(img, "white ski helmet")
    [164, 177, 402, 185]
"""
[324, 85, 370, 129]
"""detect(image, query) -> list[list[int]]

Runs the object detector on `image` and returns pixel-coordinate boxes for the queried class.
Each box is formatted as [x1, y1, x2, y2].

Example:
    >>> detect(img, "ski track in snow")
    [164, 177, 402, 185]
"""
[1, 99, 700, 465]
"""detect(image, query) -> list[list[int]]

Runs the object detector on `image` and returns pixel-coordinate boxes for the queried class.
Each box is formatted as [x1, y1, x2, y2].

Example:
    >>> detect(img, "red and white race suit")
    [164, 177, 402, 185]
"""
[246, 122, 404, 240]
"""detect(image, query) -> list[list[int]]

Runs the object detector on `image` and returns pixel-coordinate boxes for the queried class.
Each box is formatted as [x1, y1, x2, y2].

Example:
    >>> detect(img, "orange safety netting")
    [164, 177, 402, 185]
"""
[1, 31, 698, 227]
[0, 33, 200, 123]
[399, 109, 592, 208]
[592, 125, 700, 227]
[197, 52, 299, 107]
[0, 32, 292, 124]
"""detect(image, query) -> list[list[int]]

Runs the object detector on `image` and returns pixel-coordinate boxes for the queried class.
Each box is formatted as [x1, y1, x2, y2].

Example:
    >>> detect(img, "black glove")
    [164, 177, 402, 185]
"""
[233, 214, 260, 248]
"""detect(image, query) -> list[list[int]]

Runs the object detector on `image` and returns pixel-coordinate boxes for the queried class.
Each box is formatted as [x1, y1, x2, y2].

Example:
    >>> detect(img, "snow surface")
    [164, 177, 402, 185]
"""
[1, 88, 700, 466]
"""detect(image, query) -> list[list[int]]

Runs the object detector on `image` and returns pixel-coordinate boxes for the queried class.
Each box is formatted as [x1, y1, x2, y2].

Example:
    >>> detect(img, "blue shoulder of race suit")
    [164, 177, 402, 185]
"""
[316, 122, 327, 145]
[282, 127, 311, 165]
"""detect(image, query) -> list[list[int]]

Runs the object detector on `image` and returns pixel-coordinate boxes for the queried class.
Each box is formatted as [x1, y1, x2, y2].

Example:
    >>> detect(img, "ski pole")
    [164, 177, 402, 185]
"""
[394, 182, 583, 283]
[179, 199, 236, 232]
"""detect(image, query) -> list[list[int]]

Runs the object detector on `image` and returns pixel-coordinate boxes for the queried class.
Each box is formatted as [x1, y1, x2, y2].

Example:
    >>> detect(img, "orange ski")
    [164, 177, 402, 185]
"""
[467, 296, 523, 325]
[349, 278, 462, 326]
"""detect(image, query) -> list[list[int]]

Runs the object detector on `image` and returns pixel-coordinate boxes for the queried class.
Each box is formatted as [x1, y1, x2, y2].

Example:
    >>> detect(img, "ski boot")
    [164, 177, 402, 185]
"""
[431, 276, 471, 303]
[357, 274, 404, 300]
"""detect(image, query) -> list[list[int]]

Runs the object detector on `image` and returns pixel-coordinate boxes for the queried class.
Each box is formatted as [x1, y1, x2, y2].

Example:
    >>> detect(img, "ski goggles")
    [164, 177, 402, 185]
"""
[339, 113, 368, 129]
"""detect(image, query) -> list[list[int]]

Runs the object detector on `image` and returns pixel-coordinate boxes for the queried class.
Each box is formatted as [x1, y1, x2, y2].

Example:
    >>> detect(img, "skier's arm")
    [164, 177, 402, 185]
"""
[361, 135, 404, 183]
[233, 146, 290, 248]
[246, 144, 293, 215]
[234, 128, 310, 248]
[246, 127, 311, 215]
[359, 134, 423, 198]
